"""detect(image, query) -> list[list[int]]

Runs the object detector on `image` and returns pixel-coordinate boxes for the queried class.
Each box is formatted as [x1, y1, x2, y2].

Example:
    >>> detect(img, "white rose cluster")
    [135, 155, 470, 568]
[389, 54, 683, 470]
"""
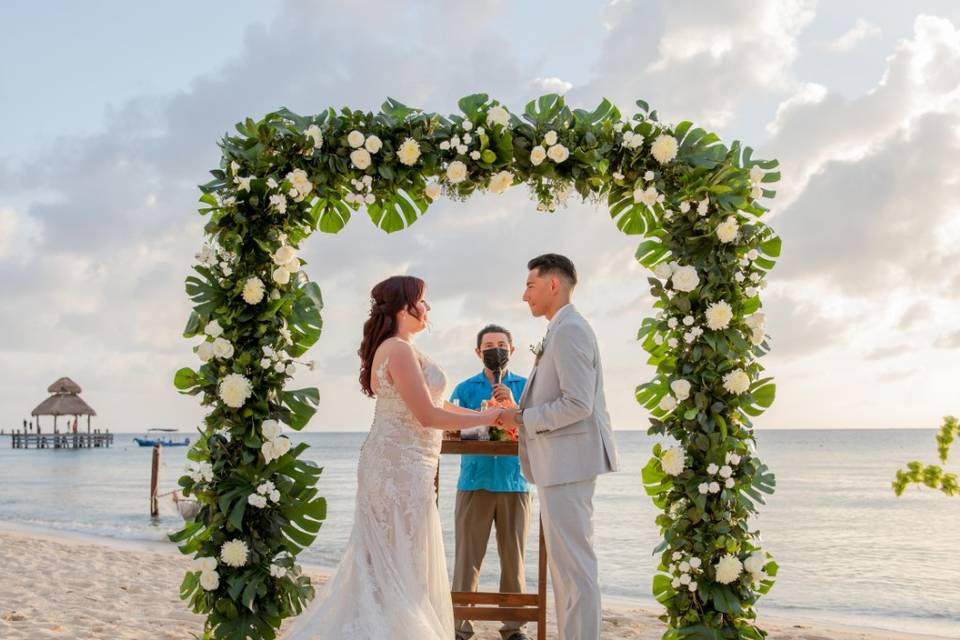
[668, 550, 702, 593]
[303, 124, 323, 156]
[261, 419, 292, 464]
[220, 539, 249, 568]
[345, 174, 375, 206]
[271, 243, 300, 286]
[186, 461, 214, 484]
[749, 164, 765, 200]
[248, 479, 281, 508]
[633, 185, 661, 209]
[195, 556, 219, 591]
[621, 130, 644, 150]
[485, 105, 510, 128]
[285, 168, 313, 202]
[744, 312, 766, 346]
[488, 170, 514, 195]
[743, 551, 769, 584]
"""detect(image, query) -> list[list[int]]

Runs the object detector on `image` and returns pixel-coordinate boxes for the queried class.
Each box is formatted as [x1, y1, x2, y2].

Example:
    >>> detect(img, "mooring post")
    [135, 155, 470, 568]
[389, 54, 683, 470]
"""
[150, 443, 161, 517]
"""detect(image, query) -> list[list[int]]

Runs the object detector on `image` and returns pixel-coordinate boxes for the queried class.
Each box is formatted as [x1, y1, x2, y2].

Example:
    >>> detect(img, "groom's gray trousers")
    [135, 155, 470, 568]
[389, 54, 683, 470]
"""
[538, 477, 601, 640]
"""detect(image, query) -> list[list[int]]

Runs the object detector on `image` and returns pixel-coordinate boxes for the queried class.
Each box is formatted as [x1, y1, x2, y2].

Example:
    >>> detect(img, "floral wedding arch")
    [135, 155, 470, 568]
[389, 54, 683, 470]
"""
[171, 93, 781, 640]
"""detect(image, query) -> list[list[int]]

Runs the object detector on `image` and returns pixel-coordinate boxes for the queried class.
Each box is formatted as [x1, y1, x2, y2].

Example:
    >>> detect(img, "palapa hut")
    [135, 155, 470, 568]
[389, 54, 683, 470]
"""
[31, 377, 97, 434]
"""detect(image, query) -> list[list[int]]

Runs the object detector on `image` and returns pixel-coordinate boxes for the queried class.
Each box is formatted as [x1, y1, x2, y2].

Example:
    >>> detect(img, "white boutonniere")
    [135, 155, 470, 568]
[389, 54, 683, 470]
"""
[530, 338, 546, 365]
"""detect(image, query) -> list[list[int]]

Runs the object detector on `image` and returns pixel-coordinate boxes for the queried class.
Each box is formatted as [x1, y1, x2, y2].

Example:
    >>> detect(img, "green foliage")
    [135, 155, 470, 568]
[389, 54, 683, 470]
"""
[174, 93, 782, 638]
[893, 416, 960, 497]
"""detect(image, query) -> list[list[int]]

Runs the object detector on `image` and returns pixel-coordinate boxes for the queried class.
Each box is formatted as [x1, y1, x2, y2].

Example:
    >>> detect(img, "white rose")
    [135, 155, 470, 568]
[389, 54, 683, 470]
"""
[679, 560, 691, 573]
[679, 573, 691, 585]
[242, 277, 265, 305]
[744, 312, 766, 330]
[735, 272, 746, 283]
[727, 453, 742, 466]
[651, 134, 679, 164]
[230, 160, 240, 174]
[667, 318, 678, 329]
[285, 363, 297, 376]
[743, 552, 767, 576]
[247, 493, 267, 508]
[750, 328, 765, 345]
[347, 130, 365, 148]
[547, 144, 570, 163]
[688, 581, 698, 592]
[747, 248, 760, 260]
[660, 447, 685, 476]
[261, 420, 282, 443]
[462, 120, 473, 131]
[196, 556, 218, 573]
[670, 379, 691, 401]
[659, 395, 677, 412]
[272, 266, 291, 285]
[350, 148, 372, 170]
[269, 489, 281, 503]
[425, 182, 442, 200]
[212, 337, 234, 360]
[698, 482, 709, 495]
[667, 338, 678, 348]
[269, 194, 287, 213]
[716, 216, 739, 243]
[633, 186, 659, 207]
[397, 138, 421, 166]
[219, 373, 252, 408]
[284, 258, 301, 274]
[707, 463, 719, 475]
[486, 105, 510, 127]
[364, 193, 376, 205]
[672, 578, 681, 589]
[439, 140, 451, 151]
[446, 160, 468, 184]
[725, 478, 736, 488]
[364, 135, 382, 154]
[715, 554, 743, 584]
[274, 362, 285, 373]
[719, 465, 733, 479]
[722, 369, 751, 395]
[544, 130, 558, 146]
[679, 201, 691, 213]
[683, 317, 694, 328]
[671, 266, 700, 293]
[530, 145, 547, 166]
[463, 133, 472, 144]
[197, 341, 214, 362]
[220, 540, 249, 568]
[305, 124, 323, 149]
[285, 169, 313, 199]
[709, 481, 721, 493]
[260, 357, 271, 368]
[470, 150, 481, 160]
[488, 171, 514, 195]
[690, 557, 702, 569]
[199, 570, 220, 591]
[205, 320, 223, 338]
[456, 144, 468, 155]
[269, 564, 287, 578]
[654, 263, 672, 280]
[705, 301, 734, 331]
[257, 481, 275, 495]
[745, 286, 758, 298]
[697, 198, 710, 216]
[750, 166, 764, 183]
[751, 184, 763, 199]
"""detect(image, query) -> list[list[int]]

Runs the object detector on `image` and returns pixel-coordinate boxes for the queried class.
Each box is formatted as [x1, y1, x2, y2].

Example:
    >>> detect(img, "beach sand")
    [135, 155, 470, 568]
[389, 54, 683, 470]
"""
[0, 525, 948, 640]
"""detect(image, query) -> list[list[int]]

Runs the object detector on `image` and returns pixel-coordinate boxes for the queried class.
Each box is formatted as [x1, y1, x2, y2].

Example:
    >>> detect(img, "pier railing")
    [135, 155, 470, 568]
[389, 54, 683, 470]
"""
[6, 431, 114, 449]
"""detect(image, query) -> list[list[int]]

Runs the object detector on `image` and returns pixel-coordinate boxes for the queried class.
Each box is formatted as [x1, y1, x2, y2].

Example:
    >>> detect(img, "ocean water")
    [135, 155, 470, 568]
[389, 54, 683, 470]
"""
[0, 429, 957, 637]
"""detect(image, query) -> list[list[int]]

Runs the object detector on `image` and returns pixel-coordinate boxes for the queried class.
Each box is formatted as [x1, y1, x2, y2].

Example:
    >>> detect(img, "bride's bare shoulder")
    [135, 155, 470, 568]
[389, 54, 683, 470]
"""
[375, 337, 417, 362]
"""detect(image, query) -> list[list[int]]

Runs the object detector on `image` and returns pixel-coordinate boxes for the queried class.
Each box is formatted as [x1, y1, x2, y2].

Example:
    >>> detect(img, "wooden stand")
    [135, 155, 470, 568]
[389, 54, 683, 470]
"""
[150, 443, 160, 517]
[439, 439, 548, 640]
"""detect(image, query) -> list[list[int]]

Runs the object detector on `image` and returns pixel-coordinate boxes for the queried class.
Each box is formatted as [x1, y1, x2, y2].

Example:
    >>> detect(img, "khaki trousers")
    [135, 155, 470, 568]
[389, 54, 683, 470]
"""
[453, 489, 532, 640]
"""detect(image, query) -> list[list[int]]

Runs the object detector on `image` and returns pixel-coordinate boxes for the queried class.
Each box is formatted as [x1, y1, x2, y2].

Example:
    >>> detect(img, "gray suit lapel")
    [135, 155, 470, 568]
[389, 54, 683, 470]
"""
[519, 306, 577, 409]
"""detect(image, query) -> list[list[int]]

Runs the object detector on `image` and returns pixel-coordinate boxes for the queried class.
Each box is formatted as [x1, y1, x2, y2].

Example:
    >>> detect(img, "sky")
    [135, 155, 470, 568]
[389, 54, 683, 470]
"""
[2, 0, 959, 433]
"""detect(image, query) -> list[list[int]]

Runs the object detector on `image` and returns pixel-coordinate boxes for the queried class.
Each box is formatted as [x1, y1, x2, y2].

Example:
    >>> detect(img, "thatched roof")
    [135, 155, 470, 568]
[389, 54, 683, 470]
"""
[32, 377, 96, 417]
[48, 377, 82, 394]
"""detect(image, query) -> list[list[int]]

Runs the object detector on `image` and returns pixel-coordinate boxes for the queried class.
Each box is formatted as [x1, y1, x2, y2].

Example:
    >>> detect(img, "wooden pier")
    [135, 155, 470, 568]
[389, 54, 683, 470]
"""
[8, 431, 114, 449]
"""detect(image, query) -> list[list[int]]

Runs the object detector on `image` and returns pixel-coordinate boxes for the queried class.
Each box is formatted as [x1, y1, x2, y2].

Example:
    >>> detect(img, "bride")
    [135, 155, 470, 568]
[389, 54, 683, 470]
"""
[283, 275, 503, 639]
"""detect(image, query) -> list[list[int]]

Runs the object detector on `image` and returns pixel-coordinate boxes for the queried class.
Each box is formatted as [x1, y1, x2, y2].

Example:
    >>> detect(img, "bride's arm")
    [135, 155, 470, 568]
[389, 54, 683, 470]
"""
[443, 401, 479, 415]
[387, 341, 499, 430]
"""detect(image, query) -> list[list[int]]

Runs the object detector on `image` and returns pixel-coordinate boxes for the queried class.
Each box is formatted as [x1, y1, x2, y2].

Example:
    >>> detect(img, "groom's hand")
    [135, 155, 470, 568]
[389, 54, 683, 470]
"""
[497, 409, 520, 429]
[491, 384, 515, 406]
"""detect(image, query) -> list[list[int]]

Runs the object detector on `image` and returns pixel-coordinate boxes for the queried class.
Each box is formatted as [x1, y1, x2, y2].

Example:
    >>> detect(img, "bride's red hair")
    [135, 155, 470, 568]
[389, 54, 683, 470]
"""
[358, 275, 426, 397]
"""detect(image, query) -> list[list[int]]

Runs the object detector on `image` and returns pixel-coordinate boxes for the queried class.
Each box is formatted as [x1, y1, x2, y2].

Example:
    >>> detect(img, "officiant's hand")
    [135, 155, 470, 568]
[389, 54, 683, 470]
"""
[491, 384, 515, 406]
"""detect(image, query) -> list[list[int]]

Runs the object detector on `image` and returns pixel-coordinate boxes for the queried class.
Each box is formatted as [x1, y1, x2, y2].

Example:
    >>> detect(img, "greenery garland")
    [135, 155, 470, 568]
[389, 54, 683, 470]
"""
[170, 93, 781, 640]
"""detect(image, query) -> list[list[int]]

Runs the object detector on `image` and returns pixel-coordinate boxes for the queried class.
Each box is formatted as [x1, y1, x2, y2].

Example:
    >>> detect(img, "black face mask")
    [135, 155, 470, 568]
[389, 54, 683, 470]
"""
[482, 347, 511, 383]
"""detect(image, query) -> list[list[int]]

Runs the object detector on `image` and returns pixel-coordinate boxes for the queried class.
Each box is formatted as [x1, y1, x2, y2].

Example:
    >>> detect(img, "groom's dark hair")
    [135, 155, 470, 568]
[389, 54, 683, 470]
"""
[528, 253, 577, 287]
[476, 324, 513, 349]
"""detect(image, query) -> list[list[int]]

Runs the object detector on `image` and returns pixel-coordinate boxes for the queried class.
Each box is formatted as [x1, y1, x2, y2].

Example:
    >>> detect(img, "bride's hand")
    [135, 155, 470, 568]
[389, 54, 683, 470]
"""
[479, 407, 503, 425]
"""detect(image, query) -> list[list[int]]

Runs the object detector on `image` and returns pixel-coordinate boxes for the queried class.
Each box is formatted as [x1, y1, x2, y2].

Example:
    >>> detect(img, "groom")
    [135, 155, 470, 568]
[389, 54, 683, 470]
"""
[497, 253, 620, 640]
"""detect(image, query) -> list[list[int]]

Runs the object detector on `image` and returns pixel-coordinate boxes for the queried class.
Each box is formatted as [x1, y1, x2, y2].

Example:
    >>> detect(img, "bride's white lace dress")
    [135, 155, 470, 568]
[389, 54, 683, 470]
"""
[283, 349, 454, 639]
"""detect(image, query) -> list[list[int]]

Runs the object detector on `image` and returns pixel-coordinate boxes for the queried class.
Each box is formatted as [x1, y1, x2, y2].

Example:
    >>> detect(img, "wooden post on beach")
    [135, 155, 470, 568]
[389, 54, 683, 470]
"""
[150, 443, 160, 517]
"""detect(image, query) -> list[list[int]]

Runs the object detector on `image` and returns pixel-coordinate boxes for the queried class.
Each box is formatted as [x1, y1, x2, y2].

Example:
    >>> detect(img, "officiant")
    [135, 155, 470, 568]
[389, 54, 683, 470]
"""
[449, 324, 531, 640]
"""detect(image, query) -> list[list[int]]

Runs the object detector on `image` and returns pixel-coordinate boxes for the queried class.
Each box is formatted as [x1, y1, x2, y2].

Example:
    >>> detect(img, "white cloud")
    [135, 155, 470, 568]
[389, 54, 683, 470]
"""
[827, 18, 882, 52]
[531, 77, 573, 94]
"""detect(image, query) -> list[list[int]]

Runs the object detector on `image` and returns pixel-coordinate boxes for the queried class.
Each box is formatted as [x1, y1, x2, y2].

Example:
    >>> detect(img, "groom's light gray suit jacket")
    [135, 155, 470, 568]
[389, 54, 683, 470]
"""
[518, 304, 620, 487]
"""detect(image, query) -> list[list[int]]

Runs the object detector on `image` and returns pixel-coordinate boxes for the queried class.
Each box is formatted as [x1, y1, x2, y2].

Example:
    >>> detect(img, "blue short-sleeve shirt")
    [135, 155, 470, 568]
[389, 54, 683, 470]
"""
[450, 370, 530, 493]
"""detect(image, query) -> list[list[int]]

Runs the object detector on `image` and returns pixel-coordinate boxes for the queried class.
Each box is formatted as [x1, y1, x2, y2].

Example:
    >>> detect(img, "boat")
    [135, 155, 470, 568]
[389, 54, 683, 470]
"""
[133, 428, 191, 447]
